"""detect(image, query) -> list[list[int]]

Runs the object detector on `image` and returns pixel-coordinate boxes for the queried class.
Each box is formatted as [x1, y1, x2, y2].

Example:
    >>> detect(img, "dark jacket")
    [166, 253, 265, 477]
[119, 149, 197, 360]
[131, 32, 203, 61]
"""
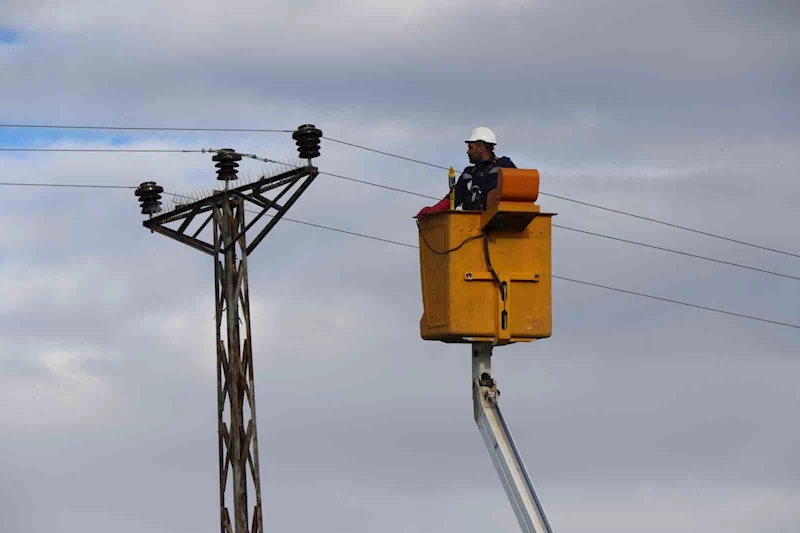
[453, 155, 516, 211]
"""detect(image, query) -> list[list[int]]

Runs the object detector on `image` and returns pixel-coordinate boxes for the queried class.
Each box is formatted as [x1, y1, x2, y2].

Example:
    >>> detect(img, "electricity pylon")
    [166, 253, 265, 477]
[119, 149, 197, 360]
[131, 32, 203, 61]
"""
[135, 125, 323, 533]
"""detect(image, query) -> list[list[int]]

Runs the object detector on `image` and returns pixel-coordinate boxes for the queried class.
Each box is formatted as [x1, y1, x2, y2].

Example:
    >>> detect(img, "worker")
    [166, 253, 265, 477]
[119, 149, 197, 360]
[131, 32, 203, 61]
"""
[415, 127, 516, 219]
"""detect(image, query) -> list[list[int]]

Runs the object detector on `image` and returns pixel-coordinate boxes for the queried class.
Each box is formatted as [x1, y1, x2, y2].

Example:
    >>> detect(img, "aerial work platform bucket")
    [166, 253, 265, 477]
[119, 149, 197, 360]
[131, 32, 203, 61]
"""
[417, 168, 554, 345]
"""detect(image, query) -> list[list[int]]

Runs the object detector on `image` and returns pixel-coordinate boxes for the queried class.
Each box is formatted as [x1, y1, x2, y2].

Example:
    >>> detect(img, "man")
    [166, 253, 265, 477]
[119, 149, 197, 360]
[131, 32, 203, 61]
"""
[415, 127, 516, 219]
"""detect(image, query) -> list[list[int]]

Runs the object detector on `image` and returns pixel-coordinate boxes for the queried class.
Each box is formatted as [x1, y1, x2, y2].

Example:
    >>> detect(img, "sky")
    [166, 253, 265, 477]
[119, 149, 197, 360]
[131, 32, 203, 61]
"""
[1, 1, 799, 532]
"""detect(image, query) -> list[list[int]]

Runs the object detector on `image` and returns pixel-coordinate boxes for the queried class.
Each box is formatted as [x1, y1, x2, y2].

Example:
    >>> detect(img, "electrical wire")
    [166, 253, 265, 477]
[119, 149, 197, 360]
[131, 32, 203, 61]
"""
[250, 163, 800, 282]
[0, 172, 793, 329]
[1, 127, 795, 328]
[3, 170, 798, 283]
[542, 192, 800, 259]
[254, 152, 800, 281]
[5, 133, 797, 258]
[0, 124, 292, 133]
[555, 225, 800, 281]
[240, 152, 438, 199]
[251, 210, 418, 249]
[550, 275, 800, 330]
[2, 124, 797, 259]
[0, 181, 136, 190]
[0, 148, 206, 153]
[416, 219, 485, 255]
[241, 207, 800, 331]
[324, 137, 447, 170]
[321, 137, 800, 259]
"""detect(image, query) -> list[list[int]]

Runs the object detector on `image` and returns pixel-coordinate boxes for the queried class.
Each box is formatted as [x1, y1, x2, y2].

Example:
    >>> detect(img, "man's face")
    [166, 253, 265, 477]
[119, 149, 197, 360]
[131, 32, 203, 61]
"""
[466, 141, 483, 164]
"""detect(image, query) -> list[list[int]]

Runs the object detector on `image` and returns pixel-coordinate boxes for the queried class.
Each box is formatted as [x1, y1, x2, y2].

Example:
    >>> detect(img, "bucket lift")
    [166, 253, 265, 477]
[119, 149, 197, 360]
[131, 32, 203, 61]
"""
[417, 168, 555, 533]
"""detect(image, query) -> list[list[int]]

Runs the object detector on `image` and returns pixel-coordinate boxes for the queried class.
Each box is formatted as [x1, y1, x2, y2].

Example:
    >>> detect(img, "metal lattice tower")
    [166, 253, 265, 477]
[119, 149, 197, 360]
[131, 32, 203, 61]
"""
[135, 126, 322, 533]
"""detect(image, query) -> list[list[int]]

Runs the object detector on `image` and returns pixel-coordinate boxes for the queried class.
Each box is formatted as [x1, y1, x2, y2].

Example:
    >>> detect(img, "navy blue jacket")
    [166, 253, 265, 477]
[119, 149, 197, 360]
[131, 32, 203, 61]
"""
[453, 155, 516, 211]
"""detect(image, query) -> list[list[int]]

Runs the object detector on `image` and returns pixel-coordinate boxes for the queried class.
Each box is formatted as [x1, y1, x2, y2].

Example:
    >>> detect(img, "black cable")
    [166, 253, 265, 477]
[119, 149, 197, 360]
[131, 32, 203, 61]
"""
[482, 231, 501, 286]
[0, 148, 205, 153]
[4, 124, 798, 258]
[1, 138, 793, 327]
[263, 212, 418, 249]
[544, 193, 800, 259]
[3, 173, 797, 282]
[554, 225, 800, 281]
[62, 183, 792, 331]
[416, 219, 484, 255]
[323, 137, 449, 170]
[314, 168, 800, 278]
[320, 170, 436, 199]
[552, 275, 800, 330]
[265, 210, 800, 331]
[320, 137, 800, 259]
[0, 181, 135, 190]
[0, 124, 292, 133]
[261, 156, 438, 199]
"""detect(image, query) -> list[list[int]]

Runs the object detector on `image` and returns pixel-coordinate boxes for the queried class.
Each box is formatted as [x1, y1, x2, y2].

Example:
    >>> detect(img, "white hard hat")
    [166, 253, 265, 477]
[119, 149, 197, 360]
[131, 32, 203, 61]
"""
[465, 126, 496, 145]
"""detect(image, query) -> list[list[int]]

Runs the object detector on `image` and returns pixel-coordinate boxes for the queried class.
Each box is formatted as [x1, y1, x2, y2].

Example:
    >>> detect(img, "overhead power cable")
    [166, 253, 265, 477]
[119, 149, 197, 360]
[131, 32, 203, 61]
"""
[0, 172, 794, 329]
[2, 124, 797, 258]
[255, 211, 418, 249]
[253, 160, 800, 282]
[322, 137, 800, 259]
[0, 181, 136, 190]
[236, 206, 800, 331]
[0, 124, 292, 133]
[324, 137, 447, 170]
[555, 225, 800, 281]
[541, 192, 800, 259]
[3, 166, 799, 282]
[4, 130, 798, 258]
[0, 148, 205, 154]
[548, 276, 799, 330]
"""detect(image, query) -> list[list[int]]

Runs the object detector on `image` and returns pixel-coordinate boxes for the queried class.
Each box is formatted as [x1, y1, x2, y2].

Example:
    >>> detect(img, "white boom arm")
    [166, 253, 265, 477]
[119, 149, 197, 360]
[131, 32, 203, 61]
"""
[472, 343, 554, 533]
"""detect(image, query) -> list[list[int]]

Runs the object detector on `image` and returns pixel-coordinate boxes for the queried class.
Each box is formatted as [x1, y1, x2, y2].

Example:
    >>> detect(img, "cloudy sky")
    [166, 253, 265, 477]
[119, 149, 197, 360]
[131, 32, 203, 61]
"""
[1, 1, 799, 532]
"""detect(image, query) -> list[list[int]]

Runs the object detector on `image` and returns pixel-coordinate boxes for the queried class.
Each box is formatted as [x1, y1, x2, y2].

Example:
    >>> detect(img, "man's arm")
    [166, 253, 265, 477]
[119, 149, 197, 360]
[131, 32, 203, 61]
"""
[414, 168, 470, 219]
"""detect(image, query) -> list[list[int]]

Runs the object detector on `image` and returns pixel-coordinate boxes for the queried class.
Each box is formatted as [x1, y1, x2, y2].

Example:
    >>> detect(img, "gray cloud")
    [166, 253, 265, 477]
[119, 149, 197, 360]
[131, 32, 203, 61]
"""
[1, 1, 799, 532]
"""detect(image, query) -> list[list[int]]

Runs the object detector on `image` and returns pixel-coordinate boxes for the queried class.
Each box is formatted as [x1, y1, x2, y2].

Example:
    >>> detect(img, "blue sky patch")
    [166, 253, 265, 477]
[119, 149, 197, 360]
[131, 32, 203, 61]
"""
[0, 128, 126, 147]
[0, 27, 20, 44]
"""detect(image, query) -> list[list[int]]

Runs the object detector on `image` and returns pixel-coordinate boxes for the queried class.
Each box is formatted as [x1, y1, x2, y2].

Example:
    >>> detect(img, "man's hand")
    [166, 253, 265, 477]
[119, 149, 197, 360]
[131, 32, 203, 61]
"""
[415, 206, 432, 219]
[415, 198, 450, 219]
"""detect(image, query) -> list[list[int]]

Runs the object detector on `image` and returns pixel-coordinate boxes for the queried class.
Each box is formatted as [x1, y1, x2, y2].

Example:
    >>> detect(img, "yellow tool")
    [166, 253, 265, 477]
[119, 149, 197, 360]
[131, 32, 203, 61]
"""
[448, 167, 456, 210]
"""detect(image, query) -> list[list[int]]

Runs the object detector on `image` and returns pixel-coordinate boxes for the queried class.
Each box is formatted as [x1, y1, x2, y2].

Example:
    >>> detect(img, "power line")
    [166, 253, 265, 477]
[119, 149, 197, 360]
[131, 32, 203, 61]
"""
[0, 148, 205, 154]
[3, 173, 798, 283]
[251, 209, 800, 331]
[258, 166, 800, 282]
[320, 170, 435, 199]
[542, 192, 800, 259]
[555, 225, 800, 282]
[0, 124, 292, 133]
[324, 137, 448, 170]
[0, 173, 794, 329]
[249, 210, 418, 249]
[322, 137, 800, 259]
[550, 276, 799, 330]
[3, 125, 797, 258]
[239, 151, 437, 199]
[6, 135, 798, 259]
[0, 181, 135, 190]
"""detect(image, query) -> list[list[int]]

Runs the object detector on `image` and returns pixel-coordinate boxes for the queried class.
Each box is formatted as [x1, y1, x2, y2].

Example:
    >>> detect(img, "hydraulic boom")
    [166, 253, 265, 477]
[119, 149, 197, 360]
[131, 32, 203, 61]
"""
[472, 343, 554, 533]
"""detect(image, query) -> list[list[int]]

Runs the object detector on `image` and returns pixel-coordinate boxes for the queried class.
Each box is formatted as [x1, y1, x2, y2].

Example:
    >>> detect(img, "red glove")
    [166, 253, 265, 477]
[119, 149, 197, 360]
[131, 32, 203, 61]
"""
[415, 197, 450, 219]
